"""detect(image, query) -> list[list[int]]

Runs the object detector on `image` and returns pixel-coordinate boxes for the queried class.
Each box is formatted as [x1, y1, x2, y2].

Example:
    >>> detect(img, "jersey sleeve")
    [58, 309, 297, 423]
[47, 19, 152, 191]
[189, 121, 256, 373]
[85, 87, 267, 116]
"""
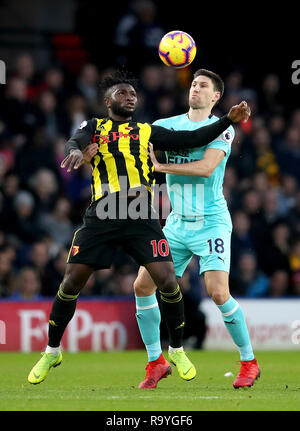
[150, 116, 233, 151]
[64, 118, 97, 156]
[206, 126, 235, 155]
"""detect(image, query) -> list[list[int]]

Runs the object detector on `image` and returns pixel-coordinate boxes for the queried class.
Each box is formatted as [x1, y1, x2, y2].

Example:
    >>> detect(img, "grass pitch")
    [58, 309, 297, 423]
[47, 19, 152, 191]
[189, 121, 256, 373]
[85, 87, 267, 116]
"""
[0, 350, 299, 411]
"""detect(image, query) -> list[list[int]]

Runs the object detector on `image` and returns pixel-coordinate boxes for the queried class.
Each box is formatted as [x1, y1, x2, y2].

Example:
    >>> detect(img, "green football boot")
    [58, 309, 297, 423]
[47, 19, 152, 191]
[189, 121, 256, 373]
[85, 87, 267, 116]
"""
[168, 350, 196, 381]
[28, 352, 63, 384]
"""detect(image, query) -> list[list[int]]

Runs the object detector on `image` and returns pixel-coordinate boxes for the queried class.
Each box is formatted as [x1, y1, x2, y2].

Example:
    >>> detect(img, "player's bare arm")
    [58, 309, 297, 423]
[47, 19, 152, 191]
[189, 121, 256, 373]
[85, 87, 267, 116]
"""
[149, 145, 225, 177]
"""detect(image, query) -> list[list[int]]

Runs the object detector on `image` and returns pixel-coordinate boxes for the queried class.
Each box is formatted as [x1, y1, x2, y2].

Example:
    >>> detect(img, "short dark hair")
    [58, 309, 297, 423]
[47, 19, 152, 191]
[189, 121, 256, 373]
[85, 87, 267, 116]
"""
[100, 70, 138, 96]
[193, 69, 224, 98]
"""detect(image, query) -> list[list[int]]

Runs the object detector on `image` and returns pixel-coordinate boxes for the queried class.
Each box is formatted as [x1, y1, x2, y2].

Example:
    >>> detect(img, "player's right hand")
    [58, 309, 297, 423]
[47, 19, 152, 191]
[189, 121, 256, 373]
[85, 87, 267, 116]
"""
[227, 101, 251, 123]
[82, 143, 98, 163]
[60, 149, 84, 172]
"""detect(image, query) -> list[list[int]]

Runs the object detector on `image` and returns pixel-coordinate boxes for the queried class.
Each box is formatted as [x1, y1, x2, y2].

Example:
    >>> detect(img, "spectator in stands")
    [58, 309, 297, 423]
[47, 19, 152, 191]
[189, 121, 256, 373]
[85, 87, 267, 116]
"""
[1, 77, 41, 139]
[64, 94, 88, 136]
[287, 190, 300, 236]
[277, 174, 297, 216]
[259, 222, 291, 276]
[27, 241, 50, 290]
[42, 247, 68, 297]
[7, 190, 43, 244]
[36, 67, 67, 105]
[140, 65, 165, 121]
[36, 90, 62, 141]
[14, 52, 34, 77]
[156, 93, 177, 119]
[125, 0, 165, 69]
[10, 267, 41, 300]
[241, 189, 262, 226]
[268, 114, 285, 150]
[76, 63, 99, 112]
[231, 210, 255, 266]
[29, 168, 59, 215]
[1, 173, 20, 213]
[0, 247, 15, 297]
[91, 268, 117, 296]
[251, 189, 281, 254]
[38, 197, 74, 247]
[277, 127, 300, 182]
[252, 170, 270, 197]
[252, 127, 279, 186]
[260, 73, 283, 116]
[13, 53, 37, 100]
[14, 127, 61, 187]
[268, 270, 290, 297]
[231, 252, 269, 297]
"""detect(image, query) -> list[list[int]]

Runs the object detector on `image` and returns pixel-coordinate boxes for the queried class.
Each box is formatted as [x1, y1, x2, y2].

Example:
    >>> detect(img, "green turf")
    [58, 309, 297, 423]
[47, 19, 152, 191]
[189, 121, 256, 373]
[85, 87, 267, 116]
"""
[0, 350, 299, 411]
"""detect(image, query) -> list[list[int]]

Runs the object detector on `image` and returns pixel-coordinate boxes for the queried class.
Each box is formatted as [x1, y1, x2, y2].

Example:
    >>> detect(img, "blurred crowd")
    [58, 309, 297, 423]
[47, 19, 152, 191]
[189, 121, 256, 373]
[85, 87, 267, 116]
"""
[0, 3, 299, 304]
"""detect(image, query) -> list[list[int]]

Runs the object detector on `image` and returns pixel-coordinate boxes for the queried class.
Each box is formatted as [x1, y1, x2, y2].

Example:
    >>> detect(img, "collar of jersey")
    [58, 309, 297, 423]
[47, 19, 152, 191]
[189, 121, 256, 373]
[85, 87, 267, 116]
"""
[185, 112, 213, 123]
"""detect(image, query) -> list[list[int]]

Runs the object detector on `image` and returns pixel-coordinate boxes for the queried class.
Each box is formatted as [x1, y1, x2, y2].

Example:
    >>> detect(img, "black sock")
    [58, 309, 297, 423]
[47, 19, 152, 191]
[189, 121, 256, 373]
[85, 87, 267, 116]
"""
[48, 285, 78, 348]
[159, 285, 185, 348]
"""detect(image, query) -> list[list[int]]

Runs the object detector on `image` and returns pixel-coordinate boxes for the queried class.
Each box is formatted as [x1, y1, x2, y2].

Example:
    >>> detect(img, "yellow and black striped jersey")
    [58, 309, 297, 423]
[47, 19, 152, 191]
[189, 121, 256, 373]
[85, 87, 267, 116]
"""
[65, 115, 232, 202]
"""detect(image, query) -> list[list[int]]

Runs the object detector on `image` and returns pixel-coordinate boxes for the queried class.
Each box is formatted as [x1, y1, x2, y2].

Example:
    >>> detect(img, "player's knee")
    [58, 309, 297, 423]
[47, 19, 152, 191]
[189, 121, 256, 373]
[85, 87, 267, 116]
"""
[60, 274, 83, 296]
[210, 289, 230, 306]
[133, 279, 156, 297]
[157, 273, 177, 294]
[133, 276, 143, 295]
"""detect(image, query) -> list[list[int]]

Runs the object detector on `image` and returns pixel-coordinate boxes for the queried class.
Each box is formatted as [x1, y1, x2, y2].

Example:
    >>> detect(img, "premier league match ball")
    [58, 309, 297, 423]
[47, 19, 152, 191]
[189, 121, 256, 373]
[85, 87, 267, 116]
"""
[158, 31, 197, 69]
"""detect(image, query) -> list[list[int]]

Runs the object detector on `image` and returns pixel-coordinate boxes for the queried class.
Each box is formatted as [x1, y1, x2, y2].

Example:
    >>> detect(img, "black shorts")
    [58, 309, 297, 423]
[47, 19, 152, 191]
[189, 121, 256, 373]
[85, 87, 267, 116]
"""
[67, 205, 173, 269]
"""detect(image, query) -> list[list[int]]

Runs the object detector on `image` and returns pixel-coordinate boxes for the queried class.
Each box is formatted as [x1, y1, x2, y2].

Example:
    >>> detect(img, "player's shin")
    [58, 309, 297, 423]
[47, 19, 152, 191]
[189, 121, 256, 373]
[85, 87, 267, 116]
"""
[135, 293, 162, 361]
[47, 284, 79, 349]
[217, 296, 254, 361]
[159, 284, 185, 349]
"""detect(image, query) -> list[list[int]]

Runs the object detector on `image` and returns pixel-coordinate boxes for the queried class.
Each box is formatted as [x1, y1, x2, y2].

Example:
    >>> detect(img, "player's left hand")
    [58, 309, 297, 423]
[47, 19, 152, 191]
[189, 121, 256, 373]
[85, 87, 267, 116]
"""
[227, 101, 251, 123]
[147, 143, 162, 172]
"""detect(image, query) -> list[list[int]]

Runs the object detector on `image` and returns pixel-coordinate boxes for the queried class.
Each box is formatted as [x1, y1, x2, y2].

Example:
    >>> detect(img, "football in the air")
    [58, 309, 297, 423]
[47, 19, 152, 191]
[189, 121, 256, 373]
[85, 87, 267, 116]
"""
[158, 31, 197, 69]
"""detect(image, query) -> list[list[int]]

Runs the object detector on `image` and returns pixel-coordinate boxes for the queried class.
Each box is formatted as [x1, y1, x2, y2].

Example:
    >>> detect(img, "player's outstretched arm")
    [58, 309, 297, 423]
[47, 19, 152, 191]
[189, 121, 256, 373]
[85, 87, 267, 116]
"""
[61, 119, 97, 172]
[150, 101, 250, 152]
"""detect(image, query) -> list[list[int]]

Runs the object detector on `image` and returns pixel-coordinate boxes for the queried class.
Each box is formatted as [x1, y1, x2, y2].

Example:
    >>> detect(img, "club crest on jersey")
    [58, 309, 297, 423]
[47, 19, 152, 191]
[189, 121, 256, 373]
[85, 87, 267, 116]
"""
[72, 245, 80, 256]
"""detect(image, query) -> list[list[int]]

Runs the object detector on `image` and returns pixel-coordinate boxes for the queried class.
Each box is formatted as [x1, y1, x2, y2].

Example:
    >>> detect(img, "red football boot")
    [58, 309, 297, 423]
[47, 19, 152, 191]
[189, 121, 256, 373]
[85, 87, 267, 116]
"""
[233, 358, 261, 389]
[138, 354, 172, 389]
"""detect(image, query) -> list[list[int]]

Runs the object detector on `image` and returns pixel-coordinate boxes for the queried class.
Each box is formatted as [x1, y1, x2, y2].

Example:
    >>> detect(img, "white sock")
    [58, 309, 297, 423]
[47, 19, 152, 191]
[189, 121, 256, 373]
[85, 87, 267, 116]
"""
[169, 346, 184, 354]
[45, 345, 60, 355]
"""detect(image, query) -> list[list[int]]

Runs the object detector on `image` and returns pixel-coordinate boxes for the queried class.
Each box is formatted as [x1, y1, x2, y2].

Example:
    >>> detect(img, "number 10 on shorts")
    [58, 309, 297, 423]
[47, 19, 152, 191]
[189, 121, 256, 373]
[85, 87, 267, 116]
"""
[207, 238, 224, 254]
[151, 239, 170, 257]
